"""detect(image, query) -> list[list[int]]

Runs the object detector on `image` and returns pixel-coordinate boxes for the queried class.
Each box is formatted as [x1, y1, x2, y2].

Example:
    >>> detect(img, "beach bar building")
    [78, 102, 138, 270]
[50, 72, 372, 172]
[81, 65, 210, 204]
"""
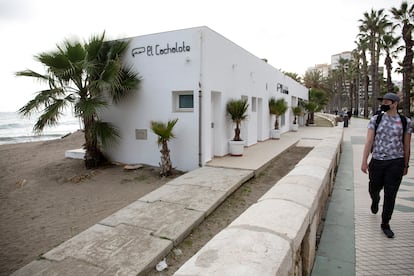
[100, 26, 308, 171]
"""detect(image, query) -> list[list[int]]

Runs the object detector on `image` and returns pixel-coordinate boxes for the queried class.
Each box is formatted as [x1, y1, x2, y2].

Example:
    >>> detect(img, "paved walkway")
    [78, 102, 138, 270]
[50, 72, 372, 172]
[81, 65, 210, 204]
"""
[312, 117, 414, 276]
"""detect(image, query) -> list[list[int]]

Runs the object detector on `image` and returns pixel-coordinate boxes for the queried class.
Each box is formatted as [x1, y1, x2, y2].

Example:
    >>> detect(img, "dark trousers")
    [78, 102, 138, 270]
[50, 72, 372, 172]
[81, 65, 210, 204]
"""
[368, 158, 405, 224]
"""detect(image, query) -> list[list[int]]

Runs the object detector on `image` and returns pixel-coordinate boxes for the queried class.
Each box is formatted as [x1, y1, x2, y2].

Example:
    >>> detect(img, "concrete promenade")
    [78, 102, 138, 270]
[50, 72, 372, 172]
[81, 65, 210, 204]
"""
[312, 117, 414, 276]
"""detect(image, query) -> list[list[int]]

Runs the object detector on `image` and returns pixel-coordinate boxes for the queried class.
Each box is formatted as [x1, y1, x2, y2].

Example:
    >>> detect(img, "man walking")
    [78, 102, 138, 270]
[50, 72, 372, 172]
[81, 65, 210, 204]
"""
[361, 93, 412, 238]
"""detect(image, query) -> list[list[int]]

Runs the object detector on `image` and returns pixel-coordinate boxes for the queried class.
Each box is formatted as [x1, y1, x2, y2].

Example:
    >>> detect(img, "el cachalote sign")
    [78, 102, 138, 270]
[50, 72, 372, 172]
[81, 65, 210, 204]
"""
[131, 41, 190, 57]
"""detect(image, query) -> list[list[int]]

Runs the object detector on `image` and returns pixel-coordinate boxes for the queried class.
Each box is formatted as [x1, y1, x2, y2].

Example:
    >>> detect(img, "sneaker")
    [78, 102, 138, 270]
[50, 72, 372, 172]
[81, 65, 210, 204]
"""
[381, 224, 394, 238]
[371, 201, 379, 214]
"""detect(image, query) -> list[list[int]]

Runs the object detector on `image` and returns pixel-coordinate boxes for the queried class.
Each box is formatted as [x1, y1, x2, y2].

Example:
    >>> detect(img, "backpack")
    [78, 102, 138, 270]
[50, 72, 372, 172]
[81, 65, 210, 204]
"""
[374, 112, 407, 144]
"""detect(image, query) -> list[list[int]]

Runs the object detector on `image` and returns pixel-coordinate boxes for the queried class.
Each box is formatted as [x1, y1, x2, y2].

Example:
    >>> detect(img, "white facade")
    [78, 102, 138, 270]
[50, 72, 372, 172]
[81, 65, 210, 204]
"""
[101, 27, 308, 171]
[331, 51, 352, 70]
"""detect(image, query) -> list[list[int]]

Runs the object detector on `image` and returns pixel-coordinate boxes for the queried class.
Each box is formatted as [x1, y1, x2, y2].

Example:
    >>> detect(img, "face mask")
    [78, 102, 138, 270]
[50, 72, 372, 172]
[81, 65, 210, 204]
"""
[380, 104, 391, 112]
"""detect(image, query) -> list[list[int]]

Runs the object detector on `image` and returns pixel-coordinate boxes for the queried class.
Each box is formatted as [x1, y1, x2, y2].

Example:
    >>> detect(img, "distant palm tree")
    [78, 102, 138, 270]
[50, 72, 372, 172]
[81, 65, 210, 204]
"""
[359, 9, 391, 111]
[16, 32, 141, 168]
[283, 71, 302, 83]
[151, 118, 178, 177]
[269, 98, 287, 130]
[382, 32, 400, 93]
[355, 36, 370, 118]
[390, 1, 414, 116]
[304, 88, 328, 124]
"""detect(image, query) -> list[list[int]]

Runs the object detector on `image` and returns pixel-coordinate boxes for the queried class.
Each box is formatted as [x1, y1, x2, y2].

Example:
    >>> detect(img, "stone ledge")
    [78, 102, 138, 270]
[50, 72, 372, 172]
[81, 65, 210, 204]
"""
[176, 131, 342, 275]
[174, 227, 292, 276]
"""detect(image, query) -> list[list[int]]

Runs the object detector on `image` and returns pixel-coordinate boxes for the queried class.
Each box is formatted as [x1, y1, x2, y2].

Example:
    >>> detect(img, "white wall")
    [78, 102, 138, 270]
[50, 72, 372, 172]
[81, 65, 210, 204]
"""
[101, 27, 308, 171]
[101, 28, 202, 171]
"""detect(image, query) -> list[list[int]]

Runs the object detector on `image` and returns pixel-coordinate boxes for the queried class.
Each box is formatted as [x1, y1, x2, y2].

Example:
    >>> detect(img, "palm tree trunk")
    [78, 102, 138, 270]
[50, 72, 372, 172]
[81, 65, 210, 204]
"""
[402, 24, 413, 117]
[83, 115, 105, 169]
[160, 141, 172, 176]
[385, 55, 393, 93]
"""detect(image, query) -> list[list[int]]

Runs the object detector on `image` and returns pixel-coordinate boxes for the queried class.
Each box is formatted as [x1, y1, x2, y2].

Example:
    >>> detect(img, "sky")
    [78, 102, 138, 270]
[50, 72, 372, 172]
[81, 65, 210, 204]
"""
[0, 0, 410, 112]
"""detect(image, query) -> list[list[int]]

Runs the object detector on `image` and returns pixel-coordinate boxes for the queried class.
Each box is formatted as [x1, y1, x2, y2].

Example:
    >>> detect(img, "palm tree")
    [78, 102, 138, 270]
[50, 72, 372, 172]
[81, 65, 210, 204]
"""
[16, 32, 141, 168]
[359, 9, 391, 112]
[304, 88, 328, 124]
[269, 97, 288, 130]
[292, 106, 302, 124]
[283, 71, 302, 83]
[391, 1, 414, 116]
[355, 36, 370, 118]
[303, 70, 324, 89]
[150, 119, 178, 177]
[382, 32, 400, 93]
[226, 99, 249, 141]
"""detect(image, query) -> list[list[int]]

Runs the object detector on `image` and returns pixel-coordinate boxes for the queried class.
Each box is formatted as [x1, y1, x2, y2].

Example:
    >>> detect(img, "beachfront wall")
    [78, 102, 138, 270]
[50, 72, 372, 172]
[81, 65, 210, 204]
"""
[100, 27, 308, 171]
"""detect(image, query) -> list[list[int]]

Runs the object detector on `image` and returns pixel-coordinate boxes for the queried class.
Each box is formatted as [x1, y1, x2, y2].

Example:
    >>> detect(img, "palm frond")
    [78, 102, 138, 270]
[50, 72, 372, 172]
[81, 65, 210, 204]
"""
[226, 99, 249, 122]
[15, 70, 49, 81]
[150, 119, 178, 146]
[32, 99, 67, 133]
[91, 120, 120, 147]
[74, 97, 107, 118]
[18, 88, 65, 116]
[269, 98, 288, 115]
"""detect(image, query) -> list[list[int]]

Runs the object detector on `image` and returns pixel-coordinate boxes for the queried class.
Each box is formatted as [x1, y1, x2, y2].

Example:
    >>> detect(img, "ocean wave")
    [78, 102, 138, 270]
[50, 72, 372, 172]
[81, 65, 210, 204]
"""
[0, 112, 81, 145]
[0, 133, 69, 145]
[0, 122, 33, 129]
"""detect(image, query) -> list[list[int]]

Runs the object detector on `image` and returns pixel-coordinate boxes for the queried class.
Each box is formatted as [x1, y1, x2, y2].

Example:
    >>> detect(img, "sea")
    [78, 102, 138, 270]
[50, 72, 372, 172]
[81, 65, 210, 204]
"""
[0, 111, 82, 145]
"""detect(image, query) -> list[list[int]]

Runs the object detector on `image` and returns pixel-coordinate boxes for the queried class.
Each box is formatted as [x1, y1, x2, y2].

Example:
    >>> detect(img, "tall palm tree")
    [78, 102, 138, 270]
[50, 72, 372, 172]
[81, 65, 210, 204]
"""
[355, 35, 370, 118]
[303, 69, 324, 89]
[391, 1, 414, 116]
[16, 32, 141, 168]
[382, 32, 400, 93]
[150, 118, 178, 177]
[359, 9, 391, 111]
[304, 88, 328, 124]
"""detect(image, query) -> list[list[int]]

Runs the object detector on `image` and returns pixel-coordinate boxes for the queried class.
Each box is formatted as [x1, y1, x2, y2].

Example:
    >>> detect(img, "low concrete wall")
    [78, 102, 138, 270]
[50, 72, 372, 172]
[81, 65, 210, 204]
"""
[175, 129, 343, 276]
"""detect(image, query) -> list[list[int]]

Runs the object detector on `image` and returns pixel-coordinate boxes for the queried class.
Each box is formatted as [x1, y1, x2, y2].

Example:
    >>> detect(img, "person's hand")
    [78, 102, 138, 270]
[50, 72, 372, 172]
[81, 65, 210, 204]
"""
[403, 167, 408, 176]
[361, 162, 368, 174]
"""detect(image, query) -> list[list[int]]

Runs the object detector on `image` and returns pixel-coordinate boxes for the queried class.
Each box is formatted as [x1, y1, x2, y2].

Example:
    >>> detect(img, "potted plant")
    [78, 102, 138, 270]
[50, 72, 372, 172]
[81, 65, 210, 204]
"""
[269, 97, 287, 139]
[292, 106, 302, 131]
[226, 98, 249, 156]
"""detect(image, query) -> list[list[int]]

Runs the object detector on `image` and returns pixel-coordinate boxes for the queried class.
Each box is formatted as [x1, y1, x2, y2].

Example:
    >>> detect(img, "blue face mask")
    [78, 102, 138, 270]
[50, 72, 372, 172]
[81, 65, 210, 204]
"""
[380, 104, 391, 112]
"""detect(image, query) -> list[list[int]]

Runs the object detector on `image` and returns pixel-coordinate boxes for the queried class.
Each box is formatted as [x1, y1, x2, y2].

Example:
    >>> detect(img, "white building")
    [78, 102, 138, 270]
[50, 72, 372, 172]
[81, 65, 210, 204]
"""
[101, 26, 308, 171]
[331, 51, 352, 70]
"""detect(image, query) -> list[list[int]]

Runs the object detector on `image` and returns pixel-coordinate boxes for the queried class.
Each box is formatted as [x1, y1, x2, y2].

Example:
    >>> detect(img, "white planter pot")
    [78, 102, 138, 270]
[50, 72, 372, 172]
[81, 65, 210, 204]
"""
[228, 140, 245, 156]
[292, 124, 299, 132]
[270, 129, 281, 139]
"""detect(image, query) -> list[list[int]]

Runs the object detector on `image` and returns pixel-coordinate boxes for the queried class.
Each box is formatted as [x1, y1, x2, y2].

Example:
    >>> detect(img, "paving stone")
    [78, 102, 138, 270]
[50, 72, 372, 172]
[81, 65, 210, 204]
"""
[174, 227, 292, 276]
[43, 224, 172, 275]
[100, 200, 204, 244]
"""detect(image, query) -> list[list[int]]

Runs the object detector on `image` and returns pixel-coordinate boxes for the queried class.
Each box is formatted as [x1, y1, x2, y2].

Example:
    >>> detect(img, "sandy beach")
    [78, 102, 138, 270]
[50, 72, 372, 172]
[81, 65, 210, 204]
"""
[0, 131, 181, 275]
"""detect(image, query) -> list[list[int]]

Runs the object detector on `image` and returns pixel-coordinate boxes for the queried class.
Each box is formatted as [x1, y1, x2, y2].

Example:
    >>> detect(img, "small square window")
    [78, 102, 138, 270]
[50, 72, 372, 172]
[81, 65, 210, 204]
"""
[173, 91, 194, 112]
[179, 94, 193, 108]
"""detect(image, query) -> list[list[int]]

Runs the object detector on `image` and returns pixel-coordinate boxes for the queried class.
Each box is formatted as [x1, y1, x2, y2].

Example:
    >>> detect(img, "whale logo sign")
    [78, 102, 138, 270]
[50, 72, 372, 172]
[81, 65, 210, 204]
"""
[131, 41, 191, 58]
[131, 47, 145, 57]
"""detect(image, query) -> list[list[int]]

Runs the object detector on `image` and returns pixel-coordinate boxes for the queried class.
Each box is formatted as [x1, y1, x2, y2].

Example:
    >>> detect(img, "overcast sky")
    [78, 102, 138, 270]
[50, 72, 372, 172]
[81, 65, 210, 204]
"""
[0, 0, 409, 111]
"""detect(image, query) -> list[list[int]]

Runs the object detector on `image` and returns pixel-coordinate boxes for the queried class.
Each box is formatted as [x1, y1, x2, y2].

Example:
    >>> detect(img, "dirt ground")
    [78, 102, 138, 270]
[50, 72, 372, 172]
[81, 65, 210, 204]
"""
[0, 131, 311, 275]
[146, 145, 312, 275]
[0, 131, 183, 276]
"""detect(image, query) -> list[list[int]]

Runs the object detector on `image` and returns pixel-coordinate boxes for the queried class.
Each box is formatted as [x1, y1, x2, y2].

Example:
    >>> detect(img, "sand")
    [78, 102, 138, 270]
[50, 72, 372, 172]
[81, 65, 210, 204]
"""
[0, 131, 181, 275]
